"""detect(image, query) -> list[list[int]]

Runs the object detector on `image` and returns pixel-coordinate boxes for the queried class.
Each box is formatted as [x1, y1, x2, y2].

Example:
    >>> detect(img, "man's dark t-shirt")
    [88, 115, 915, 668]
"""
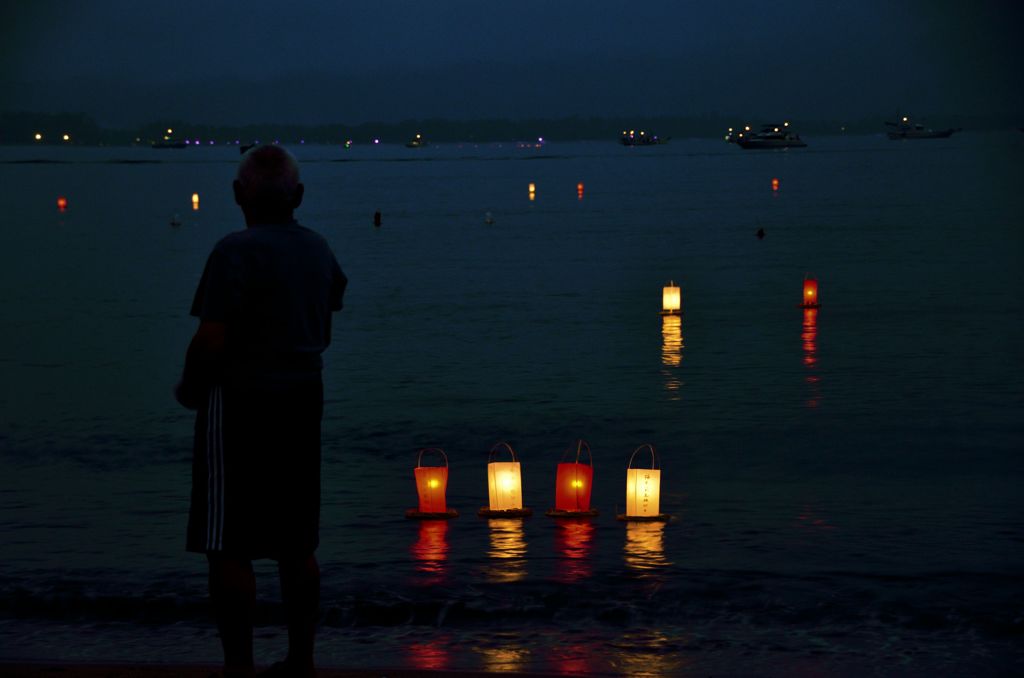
[191, 220, 347, 383]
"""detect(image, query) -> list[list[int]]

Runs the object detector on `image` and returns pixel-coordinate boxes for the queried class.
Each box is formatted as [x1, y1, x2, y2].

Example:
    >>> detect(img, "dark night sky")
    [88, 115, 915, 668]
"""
[2, 0, 1021, 126]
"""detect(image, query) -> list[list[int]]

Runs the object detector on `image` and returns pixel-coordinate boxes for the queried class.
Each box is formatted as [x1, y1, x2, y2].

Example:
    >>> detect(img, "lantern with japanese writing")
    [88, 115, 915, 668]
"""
[552, 439, 595, 514]
[480, 442, 532, 517]
[406, 448, 457, 519]
[661, 281, 681, 316]
[801, 273, 820, 309]
[620, 444, 668, 521]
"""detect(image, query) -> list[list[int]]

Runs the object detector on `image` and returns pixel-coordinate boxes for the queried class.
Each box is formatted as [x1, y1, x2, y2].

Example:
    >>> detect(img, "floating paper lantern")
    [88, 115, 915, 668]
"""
[619, 444, 669, 521]
[772, 177, 780, 192]
[528, 182, 536, 201]
[577, 182, 584, 200]
[56, 196, 68, 211]
[661, 281, 681, 316]
[801, 273, 820, 309]
[552, 440, 595, 514]
[480, 442, 532, 517]
[191, 193, 200, 211]
[406, 448, 457, 519]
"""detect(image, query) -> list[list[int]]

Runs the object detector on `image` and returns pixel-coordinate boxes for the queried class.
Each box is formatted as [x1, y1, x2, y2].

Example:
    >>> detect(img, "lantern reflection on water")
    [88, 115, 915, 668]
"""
[405, 448, 457, 519]
[406, 635, 452, 672]
[410, 520, 449, 581]
[480, 442, 532, 517]
[801, 273, 820, 308]
[547, 439, 597, 516]
[624, 522, 671, 571]
[485, 518, 527, 583]
[661, 314, 682, 368]
[553, 519, 594, 582]
[478, 645, 532, 673]
[661, 280, 681, 315]
[803, 307, 821, 408]
[618, 444, 670, 521]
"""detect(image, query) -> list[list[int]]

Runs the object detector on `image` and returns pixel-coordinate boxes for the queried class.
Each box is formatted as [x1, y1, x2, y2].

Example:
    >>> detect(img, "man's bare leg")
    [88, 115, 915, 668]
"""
[278, 553, 320, 675]
[208, 553, 256, 677]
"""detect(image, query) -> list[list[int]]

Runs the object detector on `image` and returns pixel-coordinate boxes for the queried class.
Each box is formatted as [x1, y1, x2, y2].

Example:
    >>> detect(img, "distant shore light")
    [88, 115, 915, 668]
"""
[62, 133, 70, 141]
[167, 128, 173, 135]
[34, 132, 42, 141]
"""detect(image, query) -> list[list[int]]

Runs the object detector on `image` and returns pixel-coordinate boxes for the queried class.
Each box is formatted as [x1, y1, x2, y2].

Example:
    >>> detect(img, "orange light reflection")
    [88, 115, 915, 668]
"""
[406, 636, 452, 671]
[485, 518, 527, 583]
[410, 520, 449, 582]
[553, 518, 594, 582]
[661, 314, 683, 398]
[624, 522, 671, 572]
[802, 308, 820, 408]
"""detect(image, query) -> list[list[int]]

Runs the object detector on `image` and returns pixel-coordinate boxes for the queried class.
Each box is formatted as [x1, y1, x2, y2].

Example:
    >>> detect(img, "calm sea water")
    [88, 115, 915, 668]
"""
[1, 135, 1022, 675]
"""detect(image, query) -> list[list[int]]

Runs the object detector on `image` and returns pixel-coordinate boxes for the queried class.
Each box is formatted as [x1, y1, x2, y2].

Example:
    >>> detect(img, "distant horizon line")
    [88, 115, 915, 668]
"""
[2, 110, 1020, 146]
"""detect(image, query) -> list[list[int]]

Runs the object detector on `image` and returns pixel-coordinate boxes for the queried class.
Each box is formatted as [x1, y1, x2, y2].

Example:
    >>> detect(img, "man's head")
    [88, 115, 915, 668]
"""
[233, 145, 304, 224]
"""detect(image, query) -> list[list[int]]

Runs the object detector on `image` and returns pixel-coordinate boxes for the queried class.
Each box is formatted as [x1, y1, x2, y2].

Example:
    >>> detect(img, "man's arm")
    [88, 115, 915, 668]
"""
[175, 320, 227, 409]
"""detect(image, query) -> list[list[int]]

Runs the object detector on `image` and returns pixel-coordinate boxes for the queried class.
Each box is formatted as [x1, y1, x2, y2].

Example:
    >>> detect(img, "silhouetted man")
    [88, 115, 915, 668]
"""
[177, 145, 347, 678]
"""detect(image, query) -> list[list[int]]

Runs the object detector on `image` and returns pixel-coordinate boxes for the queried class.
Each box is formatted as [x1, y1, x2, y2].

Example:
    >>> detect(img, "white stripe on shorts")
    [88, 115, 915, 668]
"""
[206, 386, 224, 551]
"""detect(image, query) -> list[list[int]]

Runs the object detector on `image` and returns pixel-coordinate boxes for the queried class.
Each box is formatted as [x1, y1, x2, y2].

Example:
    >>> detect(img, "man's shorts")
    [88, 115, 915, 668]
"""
[186, 378, 323, 560]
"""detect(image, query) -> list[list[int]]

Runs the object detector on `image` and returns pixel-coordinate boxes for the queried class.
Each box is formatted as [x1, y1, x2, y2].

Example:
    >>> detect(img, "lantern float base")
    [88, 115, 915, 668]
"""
[404, 508, 459, 520]
[616, 513, 673, 522]
[478, 507, 533, 518]
[659, 310, 682, 316]
[799, 303, 821, 309]
[545, 508, 599, 518]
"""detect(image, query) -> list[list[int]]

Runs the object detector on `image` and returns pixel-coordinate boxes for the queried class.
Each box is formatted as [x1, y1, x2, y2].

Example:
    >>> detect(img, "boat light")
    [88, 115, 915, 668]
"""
[62, 133, 70, 141]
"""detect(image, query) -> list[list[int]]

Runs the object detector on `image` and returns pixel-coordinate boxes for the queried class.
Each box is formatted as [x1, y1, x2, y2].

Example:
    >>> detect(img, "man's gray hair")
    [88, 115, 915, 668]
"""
[236, 145, 301, 206]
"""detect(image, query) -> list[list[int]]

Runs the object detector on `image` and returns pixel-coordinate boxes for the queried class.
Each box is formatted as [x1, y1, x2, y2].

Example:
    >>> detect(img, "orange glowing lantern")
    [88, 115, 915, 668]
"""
[576, 182, 584, 200]
[480, 442, 532, 517]
[618, 444, 669, 522]
[191, 192, 200, 211]
[801, 273, 820, 309]
[661, 280, 681, 316]
[56, 196, 68, 211]
[550, 439, 596, 516]
[406, 448, 457, 519]
[772, 177, 780, 191]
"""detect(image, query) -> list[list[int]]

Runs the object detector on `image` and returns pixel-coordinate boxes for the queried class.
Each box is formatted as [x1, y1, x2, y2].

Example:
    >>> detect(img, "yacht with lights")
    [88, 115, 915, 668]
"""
[405, 133, 427, 148]
[620, 129, 667, 146]
[885, 115, 958, 139]
[733, 121, 806, 149]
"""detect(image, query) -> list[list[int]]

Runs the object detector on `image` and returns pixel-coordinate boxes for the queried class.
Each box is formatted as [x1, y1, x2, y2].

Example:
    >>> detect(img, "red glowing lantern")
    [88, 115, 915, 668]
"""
[801, 273, 820, 309]
[56, 196, 68, 211]
[577, 182, 584, 199]
[406, 448, 457, 519]
[771, 177, 780, 191]
[551, 439, 596, 515]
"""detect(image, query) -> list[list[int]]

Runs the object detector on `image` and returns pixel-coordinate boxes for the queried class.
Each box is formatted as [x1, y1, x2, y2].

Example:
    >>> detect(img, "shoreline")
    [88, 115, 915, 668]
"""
[0, 664, 562, 678]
